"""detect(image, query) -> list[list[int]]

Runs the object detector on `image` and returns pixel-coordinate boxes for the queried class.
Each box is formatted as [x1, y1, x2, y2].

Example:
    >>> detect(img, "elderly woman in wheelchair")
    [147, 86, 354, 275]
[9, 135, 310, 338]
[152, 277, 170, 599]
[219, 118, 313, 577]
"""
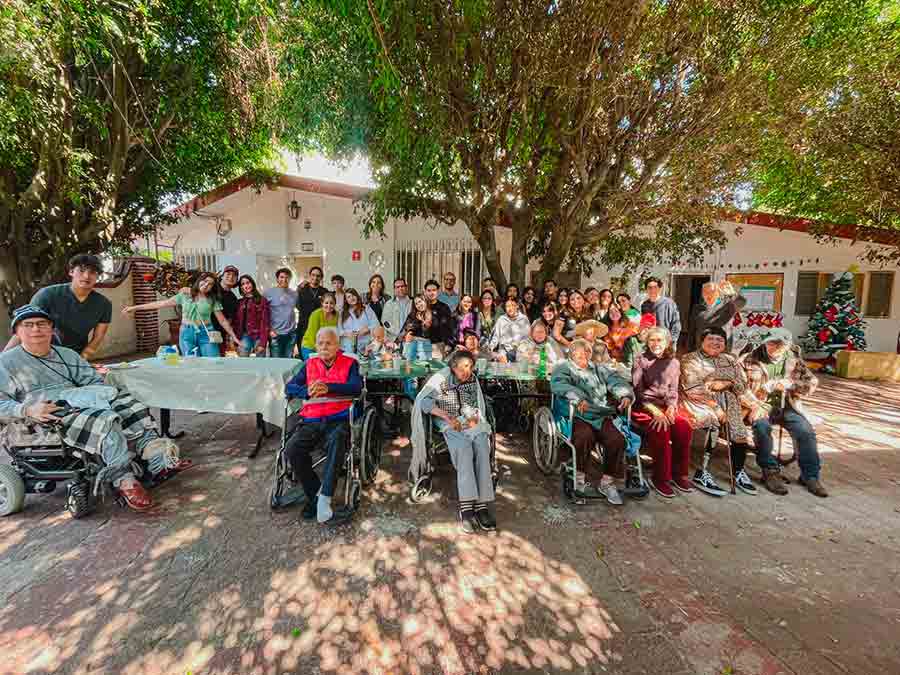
[547, 338, 637, 505]
[0, 305, 186, 517]
[411, 350, 497, 534]
[279, 327, 379, 525]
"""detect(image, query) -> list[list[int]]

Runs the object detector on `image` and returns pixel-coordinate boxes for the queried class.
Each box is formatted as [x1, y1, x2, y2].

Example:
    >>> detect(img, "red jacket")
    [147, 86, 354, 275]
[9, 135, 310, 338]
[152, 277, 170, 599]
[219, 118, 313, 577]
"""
[236, 296, 271, 348]
[300, 353, 359, 419]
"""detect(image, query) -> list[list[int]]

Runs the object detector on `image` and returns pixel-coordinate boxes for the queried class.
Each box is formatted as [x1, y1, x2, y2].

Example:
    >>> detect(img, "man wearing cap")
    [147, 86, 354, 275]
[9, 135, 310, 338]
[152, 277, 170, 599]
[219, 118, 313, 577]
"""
[739, 327, 827, 497]
[0, 305, 188, 511]
[212, 265, 240, 354]
[4, 254, 112, 361]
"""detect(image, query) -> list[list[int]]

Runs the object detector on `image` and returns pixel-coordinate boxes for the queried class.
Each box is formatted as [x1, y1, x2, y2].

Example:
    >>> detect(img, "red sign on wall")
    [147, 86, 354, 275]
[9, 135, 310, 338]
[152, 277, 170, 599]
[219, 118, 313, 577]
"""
[351, 250, 361, 262]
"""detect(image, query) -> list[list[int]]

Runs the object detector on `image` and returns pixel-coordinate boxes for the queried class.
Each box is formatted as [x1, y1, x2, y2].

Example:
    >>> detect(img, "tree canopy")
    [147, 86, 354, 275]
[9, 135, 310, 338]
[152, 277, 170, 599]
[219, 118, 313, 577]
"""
[289, 0, 886, 287]
[752, 3, 900, 264]
[0, 0, 283, 307]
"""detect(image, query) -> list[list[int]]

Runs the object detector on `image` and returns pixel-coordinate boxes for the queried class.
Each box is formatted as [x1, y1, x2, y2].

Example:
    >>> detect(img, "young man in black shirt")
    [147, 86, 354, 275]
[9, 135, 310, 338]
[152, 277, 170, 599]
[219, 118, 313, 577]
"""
[212, 265, 240, 354]
[423, 279, 453, 357]
[295, 266, 327, 357]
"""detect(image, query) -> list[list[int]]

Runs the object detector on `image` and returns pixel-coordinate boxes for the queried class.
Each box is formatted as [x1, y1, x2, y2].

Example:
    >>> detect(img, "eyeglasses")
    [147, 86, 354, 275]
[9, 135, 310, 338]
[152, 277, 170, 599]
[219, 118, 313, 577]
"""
[19, 321, 52, 331]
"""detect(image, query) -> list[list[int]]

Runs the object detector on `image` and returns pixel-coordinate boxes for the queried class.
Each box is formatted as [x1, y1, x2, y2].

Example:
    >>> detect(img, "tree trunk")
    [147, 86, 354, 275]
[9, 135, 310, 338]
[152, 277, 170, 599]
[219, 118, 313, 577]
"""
[508, 222, 530, 288]
[473, 219, 508, 290]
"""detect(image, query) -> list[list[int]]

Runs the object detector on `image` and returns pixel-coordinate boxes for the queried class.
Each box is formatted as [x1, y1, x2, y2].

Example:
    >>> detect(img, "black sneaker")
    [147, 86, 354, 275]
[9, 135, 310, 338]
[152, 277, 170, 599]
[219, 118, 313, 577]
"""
[475, 509, 496, 532]
[458, 511, 477, 534]
[734, 469, 758, 495]
[692, 468, 728, 497]
[301, 500, 317, 521]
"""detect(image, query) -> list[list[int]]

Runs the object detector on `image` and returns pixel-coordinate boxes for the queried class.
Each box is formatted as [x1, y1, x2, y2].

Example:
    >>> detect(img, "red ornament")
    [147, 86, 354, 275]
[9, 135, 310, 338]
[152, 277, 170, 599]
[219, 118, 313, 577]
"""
[733, 313, 743, 327]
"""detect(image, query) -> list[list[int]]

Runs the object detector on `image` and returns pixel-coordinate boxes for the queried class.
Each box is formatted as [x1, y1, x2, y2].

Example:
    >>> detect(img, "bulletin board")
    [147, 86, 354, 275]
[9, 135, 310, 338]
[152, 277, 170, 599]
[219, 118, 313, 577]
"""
[725, 273, 783, 312]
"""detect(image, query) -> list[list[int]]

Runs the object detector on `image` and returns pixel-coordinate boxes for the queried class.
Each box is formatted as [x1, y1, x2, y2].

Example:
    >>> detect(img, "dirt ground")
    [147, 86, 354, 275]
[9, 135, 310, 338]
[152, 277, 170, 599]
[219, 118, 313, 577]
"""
[1, 374, 899, 675]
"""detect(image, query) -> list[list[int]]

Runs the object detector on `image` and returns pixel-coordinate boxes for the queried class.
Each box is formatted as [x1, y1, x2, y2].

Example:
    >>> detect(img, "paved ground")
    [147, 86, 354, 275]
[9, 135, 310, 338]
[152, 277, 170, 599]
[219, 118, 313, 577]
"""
[1, 374, 899, 675]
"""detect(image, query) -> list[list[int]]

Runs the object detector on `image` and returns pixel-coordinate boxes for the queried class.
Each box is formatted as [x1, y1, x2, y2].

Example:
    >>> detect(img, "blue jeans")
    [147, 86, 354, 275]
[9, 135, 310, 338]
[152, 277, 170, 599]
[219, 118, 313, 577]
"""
[239, 336, 264, 356]
[403, 338, 431, 361]
[179, 324, 219, 357]
[269, 331, 295, 358]
[751, 407, 821, 480]
[285, 419, 349, 499]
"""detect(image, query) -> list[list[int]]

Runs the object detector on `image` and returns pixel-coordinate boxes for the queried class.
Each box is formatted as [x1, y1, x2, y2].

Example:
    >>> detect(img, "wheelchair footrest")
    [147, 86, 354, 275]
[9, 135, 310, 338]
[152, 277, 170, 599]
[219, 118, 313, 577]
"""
[271, 486, 307, 510]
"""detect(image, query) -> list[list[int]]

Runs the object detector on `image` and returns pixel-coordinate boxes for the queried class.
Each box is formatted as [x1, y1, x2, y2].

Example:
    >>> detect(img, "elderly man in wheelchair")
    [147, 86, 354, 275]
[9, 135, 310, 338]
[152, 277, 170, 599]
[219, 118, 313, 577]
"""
[0, 305, 186, 517]
[282, 327, 368, 525]
[411, 350, 497, 534]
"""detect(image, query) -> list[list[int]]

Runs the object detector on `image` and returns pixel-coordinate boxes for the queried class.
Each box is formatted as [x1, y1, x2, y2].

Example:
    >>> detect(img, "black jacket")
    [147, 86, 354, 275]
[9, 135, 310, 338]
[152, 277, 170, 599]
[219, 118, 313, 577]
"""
[427, 300, 454, 344]
[296, 285, 328, 336]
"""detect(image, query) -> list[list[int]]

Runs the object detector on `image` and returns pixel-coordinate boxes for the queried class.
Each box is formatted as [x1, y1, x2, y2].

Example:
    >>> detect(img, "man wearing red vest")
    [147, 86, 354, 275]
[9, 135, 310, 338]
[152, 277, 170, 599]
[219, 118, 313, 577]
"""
[285, 327, 362, 523]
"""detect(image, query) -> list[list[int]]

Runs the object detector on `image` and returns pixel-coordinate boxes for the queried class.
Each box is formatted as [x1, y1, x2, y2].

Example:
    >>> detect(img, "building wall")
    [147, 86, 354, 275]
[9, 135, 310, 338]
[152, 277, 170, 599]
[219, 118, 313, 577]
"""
[157, 183, 899, 353]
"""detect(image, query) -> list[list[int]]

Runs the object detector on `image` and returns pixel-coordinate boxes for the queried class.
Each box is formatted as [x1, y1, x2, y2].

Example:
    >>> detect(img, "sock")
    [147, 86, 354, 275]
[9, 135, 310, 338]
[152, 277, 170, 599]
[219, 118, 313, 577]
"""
[458, 499, 475, 518]
[317, 494, 333, 523]
[474, 502, 488, 513]
[701, 453, 711, 472]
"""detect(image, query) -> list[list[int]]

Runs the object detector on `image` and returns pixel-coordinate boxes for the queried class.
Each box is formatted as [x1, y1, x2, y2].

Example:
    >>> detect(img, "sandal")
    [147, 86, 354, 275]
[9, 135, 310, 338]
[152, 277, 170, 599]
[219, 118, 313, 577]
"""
[118, 480, 154, 511]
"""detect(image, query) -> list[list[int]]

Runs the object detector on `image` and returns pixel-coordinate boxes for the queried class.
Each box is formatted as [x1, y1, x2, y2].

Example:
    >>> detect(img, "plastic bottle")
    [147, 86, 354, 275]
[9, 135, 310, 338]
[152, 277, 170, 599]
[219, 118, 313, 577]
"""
[538, 345, 547, 378]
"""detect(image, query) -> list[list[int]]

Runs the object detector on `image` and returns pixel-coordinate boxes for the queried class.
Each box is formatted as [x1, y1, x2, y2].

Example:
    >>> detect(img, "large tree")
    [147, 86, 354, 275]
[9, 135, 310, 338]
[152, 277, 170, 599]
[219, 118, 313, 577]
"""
[0, 0, 282, 308]
[302, 0, 881, 288]
[752, 4, 900, 264]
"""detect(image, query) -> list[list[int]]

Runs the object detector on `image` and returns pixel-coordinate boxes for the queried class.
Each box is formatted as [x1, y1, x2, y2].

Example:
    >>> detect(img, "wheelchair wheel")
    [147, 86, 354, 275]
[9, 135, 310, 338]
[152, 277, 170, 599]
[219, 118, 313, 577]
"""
[66, 480, 93, 519]
[410, 475, 432, 503]
[0, 465, 26, 517]
[359, 407, 382, 486]
[532, 407, 557, 475]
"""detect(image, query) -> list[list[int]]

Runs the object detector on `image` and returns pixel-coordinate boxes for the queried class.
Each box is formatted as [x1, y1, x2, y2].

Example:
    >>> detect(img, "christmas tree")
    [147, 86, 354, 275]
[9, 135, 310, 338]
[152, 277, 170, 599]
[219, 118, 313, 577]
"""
[801, 272, 867, 360]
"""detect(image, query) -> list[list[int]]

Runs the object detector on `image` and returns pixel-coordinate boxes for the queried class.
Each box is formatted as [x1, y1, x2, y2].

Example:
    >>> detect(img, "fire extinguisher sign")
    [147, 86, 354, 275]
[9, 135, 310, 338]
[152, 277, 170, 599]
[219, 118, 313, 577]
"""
[351, 250, 361, 262]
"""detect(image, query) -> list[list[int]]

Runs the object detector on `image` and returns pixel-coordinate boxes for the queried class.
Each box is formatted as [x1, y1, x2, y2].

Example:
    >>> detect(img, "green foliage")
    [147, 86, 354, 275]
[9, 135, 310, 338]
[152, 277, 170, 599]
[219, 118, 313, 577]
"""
[290, 0, 888, 287]
[753, 2, 900, 264]
[0, 0, 283, 306]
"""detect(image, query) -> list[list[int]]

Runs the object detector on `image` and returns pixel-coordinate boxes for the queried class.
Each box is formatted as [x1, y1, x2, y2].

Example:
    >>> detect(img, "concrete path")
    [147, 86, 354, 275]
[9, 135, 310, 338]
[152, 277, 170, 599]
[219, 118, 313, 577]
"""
[1, 375, 898, 674]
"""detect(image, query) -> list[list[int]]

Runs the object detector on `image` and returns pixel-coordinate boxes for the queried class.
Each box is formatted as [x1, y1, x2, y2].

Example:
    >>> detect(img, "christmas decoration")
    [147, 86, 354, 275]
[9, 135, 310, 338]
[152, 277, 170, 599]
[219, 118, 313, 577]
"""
[732, 311, 784, 353]
[801, 271, 867, 372]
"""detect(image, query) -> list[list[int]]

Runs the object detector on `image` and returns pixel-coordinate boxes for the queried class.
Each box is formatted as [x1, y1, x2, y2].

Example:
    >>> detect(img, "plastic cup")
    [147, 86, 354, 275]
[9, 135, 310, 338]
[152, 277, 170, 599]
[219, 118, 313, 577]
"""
[393, 357, 403, 370]
[165, 353, 179, 366]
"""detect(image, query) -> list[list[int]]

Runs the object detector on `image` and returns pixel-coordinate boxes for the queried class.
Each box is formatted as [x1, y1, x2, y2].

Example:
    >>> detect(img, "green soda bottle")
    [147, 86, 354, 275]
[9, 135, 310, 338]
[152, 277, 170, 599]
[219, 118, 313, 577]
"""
[538, 345, 547, 377]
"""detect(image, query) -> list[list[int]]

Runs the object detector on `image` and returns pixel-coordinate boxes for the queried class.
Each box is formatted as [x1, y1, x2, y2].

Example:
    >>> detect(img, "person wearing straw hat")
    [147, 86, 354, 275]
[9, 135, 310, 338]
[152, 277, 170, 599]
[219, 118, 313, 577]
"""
[575, 319, 613, 365]
[739, 327, 827, 497]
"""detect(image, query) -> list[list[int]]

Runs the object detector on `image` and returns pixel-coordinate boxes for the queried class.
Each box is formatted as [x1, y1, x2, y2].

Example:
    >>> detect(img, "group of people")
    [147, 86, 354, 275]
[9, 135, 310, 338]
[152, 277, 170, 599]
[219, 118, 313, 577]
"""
[0, 254, 827, 531]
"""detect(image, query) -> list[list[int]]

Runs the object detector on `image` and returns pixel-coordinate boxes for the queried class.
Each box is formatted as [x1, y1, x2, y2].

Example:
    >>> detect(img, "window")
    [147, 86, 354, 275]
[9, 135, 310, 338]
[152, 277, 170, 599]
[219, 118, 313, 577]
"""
[795, 272, 820, 316]
[794, 272, 865, 316]
[865, 272, 894, 318]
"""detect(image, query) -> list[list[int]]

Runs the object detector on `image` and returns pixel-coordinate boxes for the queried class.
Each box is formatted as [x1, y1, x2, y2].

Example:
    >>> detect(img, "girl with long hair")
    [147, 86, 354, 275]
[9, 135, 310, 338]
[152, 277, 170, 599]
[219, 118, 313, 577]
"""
[477, 290, 497, 346]
[338, 288, 379, 354]
[553, 289, 592, 349]
[453, 293, 480, 346]
[401, 293, 434, 361]
[235, 274, 271, 356]
[300, 292, 338, 359]
[364, 273, 390, 322]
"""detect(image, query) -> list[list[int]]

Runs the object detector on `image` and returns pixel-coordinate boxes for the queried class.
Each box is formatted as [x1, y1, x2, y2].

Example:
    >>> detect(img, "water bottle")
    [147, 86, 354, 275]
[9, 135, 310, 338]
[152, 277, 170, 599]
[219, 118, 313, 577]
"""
[538, 345, 547, 378]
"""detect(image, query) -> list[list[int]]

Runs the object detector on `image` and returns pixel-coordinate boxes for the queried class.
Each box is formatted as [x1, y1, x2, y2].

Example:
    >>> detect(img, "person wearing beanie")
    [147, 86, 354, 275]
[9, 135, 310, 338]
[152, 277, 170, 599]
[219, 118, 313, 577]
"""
[0, 305, 189, 511]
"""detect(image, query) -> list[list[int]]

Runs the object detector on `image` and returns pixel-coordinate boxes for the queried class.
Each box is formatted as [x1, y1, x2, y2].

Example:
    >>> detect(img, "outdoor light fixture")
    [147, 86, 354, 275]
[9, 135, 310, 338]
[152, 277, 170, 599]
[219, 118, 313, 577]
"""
[288, 192, 301, 220]
[304, 218, 312, 231]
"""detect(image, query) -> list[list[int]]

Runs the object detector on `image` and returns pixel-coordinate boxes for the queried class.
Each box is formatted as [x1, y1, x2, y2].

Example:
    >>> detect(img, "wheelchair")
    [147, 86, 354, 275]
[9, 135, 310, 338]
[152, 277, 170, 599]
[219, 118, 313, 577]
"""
[269, 391, 382, 517]
[409, 400, 509, 503]
[531, 395, 649, 504]
[0, 416, 173, 519]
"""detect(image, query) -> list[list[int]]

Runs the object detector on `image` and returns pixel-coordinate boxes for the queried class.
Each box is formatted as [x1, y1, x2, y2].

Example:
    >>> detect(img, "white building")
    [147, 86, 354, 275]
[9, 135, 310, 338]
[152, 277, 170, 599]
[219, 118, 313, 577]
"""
[157, 173, 900, 352]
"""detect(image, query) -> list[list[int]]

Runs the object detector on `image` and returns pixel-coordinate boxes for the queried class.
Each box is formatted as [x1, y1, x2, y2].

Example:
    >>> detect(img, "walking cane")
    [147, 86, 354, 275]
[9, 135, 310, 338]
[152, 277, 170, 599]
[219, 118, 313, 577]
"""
[721, 392, 737, 495]
[776, 388, 786, 464]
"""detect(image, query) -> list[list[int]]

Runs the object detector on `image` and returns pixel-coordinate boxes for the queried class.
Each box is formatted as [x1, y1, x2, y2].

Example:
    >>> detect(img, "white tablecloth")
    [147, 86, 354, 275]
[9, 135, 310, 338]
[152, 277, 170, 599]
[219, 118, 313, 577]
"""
[105, 357, 302, 427]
